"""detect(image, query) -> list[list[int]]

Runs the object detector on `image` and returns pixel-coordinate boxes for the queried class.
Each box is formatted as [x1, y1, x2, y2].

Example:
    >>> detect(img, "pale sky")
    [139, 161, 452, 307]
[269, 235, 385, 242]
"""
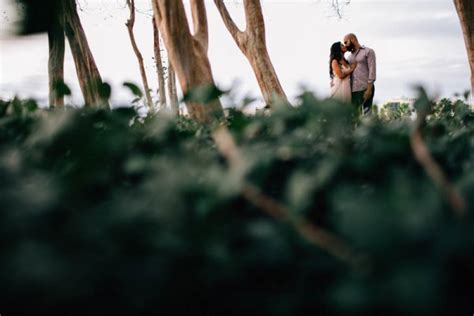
[0, 0, 470, 108]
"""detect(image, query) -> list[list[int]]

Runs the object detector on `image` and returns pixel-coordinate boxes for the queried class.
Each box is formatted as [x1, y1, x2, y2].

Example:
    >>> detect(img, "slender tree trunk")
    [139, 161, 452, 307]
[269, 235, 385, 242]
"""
[48, 2, 65, 107]
[454, 0, 474, 100]
[153, 20, 167, 110]
[63, 0, 106, 107]
[167, 61, 179, 115]
[214, 0, 287, 107]
[246, 44, 287, 107]
[126, 0, 153, 110]
[151, 0, 223, 123]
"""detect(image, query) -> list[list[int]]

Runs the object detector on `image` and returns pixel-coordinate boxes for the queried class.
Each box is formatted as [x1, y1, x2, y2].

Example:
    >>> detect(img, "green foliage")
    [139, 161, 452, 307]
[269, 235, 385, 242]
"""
[430, 98, 473, 124]
[123, 81, 144, 98]
[98, 82, 112, 101]
[378, 102, 414, 121]
[0, 93, 473, 315]
[183, 84, 226, 104]
[52, 81, 72, 99]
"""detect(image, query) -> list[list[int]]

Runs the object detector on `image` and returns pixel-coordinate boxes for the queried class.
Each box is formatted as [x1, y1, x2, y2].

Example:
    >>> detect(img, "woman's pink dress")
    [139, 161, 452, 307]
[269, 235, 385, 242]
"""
[330, 64, 352, 103]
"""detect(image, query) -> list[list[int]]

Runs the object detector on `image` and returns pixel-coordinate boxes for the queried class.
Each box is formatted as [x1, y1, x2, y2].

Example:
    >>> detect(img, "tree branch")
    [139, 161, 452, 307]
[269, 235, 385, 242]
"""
[243, 0, 265, 42]
[150, 0, 194, 93]
[190, 0, 209, 52]
[48, 1, 65, 107]
[153, 20, 167, 110]
[126, 0, 136, 28]
[150, 0, 162, 23]
[214, 0, 246, 48]
[151, 0, 192, 43]
[329, 0, 351, 19]
[127, 0, 153, 110]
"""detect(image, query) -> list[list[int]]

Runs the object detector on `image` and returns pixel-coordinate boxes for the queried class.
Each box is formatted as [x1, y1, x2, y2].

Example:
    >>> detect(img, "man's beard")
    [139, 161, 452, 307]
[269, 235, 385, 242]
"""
[347, 43, 356, 52]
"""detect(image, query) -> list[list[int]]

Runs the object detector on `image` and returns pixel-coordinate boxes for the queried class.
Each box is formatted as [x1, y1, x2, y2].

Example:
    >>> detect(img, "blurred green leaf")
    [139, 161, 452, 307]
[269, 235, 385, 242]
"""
[123, 82, 143, 98]
[52, 81, 72, 98]
[98, 82, 112, 101]
[182, 84, 225, 104]
[413, 86, 431, 114]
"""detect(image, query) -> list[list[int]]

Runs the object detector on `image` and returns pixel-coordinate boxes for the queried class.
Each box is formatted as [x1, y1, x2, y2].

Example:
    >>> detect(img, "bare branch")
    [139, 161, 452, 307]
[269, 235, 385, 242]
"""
[127, 0, 154, 110]
[243, 0, 265, 41]
[190, 0, 209, 52]
[214, 0, 246, 47]
[327, 0, 351, 19]
[150, 0, 162, 23]
[214, 0, 287, 105]
[151, 0, 192, 42]
[153, 20, 167, 110]
[126, 0, 136, 27]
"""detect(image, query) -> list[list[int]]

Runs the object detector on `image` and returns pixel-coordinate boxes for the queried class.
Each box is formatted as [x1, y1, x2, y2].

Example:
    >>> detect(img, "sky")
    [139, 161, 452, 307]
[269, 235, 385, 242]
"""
[0, 0, 471, 108]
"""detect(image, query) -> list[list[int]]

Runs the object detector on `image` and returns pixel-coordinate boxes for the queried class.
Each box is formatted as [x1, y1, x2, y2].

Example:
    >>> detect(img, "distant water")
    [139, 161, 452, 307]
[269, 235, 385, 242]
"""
[0, 0, 471, 107]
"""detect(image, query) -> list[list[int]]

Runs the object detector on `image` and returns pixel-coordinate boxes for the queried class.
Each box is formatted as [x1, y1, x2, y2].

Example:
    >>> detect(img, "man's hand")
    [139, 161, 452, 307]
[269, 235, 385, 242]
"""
[363, 83, 374, 102]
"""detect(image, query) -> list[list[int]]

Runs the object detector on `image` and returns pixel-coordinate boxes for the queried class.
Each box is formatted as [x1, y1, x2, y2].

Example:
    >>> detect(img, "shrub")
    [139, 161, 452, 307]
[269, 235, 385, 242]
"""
[0, 93, 473, 315]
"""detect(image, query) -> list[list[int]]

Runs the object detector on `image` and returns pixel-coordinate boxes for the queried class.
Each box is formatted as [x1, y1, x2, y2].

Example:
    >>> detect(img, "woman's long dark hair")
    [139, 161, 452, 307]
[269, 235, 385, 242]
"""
[329, 42, 346, 79]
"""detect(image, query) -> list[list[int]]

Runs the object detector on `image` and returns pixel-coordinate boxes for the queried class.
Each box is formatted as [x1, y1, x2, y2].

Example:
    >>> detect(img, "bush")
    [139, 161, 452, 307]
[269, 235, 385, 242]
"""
[0, 93, 473, 315]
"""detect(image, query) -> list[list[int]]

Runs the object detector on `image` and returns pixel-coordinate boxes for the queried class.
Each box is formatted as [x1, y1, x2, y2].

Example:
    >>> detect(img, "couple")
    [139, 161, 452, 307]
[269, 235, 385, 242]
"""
[330, 33, 376, 115]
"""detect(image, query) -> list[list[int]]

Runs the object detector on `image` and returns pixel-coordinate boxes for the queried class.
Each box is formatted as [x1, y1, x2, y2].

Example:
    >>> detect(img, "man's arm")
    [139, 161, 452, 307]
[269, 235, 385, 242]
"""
[367, 49, 376, 84]
[364, 49, 376, 101]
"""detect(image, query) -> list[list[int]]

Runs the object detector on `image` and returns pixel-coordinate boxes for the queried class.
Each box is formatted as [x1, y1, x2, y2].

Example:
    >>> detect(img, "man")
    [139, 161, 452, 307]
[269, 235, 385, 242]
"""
[344, 33, 376, 115]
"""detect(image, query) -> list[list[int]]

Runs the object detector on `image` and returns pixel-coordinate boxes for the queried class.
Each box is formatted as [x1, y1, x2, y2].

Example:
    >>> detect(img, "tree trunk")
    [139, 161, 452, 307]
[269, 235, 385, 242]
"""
[454, 0, 474, 100]
[126, 0, 153, 110]
[153, 20, 167, 110]
[214, 0, 287, 107]
[246, 44, 287, 107]
[151, 0, 223, 123]
[167, 61, 179, 115]
[48, 2, 65, 107]
[63, 0, 106, 107]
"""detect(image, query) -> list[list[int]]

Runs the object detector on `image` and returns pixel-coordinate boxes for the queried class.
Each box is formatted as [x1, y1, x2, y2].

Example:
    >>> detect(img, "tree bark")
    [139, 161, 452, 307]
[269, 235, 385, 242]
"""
[126, 0, 153, 110]
[167, 61, 179, 115]
[151, 0, 223, 123]
[63, 0, 106, 107]
[47, 2, 65, 107]
[153, 20, 167, 110]
[214, 0, 287, 107]
[454, 0, 474, 99]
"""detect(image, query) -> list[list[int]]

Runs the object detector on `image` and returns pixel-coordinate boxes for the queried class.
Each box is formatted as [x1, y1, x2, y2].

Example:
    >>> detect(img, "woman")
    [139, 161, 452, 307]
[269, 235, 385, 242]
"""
[329, 41, 356, 103]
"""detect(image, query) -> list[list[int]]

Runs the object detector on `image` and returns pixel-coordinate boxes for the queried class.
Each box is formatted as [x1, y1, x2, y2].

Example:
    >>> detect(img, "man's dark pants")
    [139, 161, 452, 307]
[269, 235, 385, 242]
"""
[352, 86, 375, 115]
